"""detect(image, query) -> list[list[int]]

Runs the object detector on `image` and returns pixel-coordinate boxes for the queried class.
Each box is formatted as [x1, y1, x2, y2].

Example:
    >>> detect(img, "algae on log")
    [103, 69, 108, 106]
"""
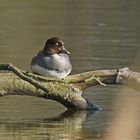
[0, 63, 139, 110]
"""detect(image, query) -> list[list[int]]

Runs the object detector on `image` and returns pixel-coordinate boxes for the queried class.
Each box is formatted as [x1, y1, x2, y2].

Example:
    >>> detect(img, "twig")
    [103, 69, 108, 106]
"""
[3, 63, 50, 93]
[85, 74, 106, 86]
[20, 70, 72, 83]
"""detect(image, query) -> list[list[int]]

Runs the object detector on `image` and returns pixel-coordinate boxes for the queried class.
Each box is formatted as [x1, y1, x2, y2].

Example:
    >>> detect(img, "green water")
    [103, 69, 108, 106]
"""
[0, 0, 140, 139]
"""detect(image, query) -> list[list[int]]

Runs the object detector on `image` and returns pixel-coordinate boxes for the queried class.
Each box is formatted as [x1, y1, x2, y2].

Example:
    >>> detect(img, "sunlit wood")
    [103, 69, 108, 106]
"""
[0, 63, 139, 110]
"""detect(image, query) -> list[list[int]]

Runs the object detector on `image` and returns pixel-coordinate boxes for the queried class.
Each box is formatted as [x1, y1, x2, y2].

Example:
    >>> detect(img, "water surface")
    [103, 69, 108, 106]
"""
[0, 0, 140, 139]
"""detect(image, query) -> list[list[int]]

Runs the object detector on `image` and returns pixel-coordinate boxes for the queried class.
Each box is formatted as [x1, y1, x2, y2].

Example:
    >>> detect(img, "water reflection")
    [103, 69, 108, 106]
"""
[0, 110, 102, 140]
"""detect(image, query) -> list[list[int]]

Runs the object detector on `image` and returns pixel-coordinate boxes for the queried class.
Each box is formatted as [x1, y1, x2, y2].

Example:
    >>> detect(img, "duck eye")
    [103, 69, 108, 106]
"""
[55, 43, 59, 46]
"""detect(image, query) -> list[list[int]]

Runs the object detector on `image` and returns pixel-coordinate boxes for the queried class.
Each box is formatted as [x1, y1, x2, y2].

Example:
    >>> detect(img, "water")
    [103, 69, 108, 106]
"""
[0, 0, 140, 139]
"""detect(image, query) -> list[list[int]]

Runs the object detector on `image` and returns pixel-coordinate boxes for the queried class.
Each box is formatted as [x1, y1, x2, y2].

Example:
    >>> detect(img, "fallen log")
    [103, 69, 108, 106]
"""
[0, 63, 139, 110]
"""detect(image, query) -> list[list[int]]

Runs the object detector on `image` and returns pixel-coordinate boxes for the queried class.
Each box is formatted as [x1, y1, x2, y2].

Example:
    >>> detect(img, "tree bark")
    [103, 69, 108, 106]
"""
[116, 67, 140, 91]
[0, 64, 139, 110]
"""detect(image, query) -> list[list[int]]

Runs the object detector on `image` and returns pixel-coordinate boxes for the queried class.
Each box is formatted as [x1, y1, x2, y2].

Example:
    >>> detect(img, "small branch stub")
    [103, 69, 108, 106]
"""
[116, 67, 130, 84]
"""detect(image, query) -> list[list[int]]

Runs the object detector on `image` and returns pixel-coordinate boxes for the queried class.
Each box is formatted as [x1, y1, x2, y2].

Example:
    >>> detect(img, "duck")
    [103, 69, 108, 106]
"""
[31, 37, 72, 79]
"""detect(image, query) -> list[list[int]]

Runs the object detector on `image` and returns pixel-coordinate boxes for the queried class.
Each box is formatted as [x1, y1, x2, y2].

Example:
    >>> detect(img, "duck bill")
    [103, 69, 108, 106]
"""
[63, 49, 70, 55]
[60, 47, 70, 55]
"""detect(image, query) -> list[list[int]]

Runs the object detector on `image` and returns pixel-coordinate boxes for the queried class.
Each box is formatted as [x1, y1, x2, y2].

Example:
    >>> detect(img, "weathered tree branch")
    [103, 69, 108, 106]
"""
[0, 63, 139, 110]
[116, 67, 140, 91]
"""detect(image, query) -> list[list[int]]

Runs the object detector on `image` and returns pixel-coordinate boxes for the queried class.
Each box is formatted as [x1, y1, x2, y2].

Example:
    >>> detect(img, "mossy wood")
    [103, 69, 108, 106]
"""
[0, 63, 139, 110]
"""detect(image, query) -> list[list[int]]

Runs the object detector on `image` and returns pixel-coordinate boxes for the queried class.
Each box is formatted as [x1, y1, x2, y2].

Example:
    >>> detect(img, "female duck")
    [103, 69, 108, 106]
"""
[31, 37, 72, 79]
